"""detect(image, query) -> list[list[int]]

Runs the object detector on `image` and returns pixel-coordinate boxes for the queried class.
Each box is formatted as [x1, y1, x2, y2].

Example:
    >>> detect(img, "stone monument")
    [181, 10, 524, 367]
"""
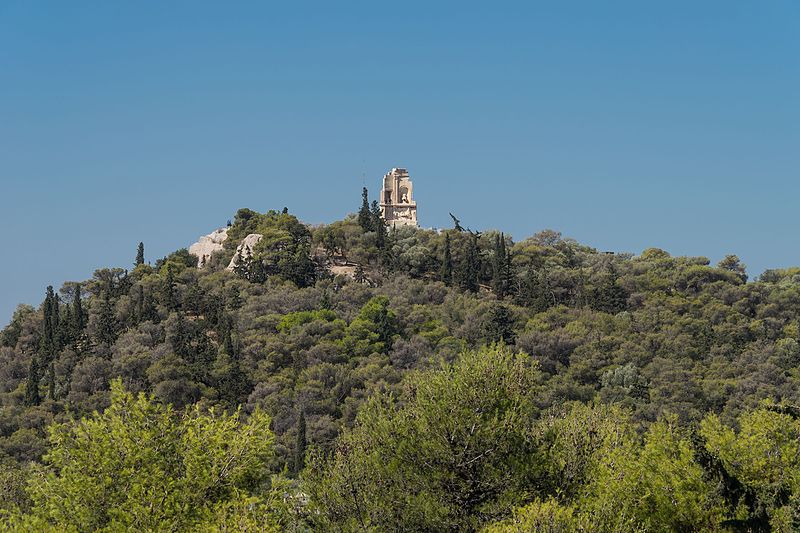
[379, 167, 418, 227]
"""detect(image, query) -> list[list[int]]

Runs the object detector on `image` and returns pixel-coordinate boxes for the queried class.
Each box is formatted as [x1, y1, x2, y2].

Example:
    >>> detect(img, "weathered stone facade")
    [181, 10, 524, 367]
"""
[379, 168, 418, 227]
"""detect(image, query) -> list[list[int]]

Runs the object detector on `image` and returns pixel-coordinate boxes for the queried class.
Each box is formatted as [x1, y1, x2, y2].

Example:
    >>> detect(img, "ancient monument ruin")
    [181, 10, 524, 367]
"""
[380, 168, 418, 227]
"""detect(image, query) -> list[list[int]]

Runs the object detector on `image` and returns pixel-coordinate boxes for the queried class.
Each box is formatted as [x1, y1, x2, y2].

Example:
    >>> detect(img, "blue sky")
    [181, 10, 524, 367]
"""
[1, 1, 798, 324]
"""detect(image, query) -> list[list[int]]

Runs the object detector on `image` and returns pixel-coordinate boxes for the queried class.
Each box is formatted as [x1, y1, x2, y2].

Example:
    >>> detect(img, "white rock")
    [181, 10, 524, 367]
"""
[226, 233, 263, 271]
[189, 227, 229, 268]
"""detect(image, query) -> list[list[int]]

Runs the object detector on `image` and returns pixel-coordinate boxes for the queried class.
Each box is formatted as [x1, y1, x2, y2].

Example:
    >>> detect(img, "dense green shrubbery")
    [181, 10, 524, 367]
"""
[3, 204, 800, 530]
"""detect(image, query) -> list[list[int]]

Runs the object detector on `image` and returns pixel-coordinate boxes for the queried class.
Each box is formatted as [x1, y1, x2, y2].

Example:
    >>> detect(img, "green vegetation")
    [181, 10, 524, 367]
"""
[3, 202, 800, 530]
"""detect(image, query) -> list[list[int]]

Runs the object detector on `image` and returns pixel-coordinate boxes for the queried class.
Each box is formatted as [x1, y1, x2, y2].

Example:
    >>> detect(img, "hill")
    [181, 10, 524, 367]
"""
[2, 204, 800, 530]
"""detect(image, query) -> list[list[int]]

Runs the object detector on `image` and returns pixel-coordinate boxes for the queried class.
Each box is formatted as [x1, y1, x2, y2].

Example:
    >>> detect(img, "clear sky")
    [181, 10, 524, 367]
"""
[1, 1, 798, 325]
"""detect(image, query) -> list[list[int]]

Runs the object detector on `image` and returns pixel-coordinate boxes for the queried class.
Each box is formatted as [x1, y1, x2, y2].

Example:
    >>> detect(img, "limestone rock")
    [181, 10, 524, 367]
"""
[189, 227, 229, 268]
[226, 233, 263, 271]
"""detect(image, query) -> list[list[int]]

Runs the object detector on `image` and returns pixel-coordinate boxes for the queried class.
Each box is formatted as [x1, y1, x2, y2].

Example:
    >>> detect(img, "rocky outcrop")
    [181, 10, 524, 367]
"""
[226, 233, 263, 271]
[189, 228, 229, 268]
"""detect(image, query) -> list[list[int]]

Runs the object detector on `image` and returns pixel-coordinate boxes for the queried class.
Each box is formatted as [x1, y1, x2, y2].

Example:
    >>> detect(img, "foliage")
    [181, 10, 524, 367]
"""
[3, 379, 278, 531]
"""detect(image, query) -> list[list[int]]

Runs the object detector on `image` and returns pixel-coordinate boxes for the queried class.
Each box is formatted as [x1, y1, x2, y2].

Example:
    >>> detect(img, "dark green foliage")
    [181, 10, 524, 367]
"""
[135, 241, 145, 266]
[358, 187, 372, 231]
[4, 206, 800, 530]
[295, 409, 306, 475]
[24, 356, 41, 407]
[484, 303, 516, 344]
[458, 233, 480, 292]
[492, 232, 507, 297]
[71, 283, 85, 336]
[441, 232, 453, 285]
[96, 290, 118, 347]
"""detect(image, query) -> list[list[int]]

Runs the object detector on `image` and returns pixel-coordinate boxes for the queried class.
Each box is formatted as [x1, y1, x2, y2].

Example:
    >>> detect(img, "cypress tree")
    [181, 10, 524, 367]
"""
[47, 361, 56, 400]
[72, 282, 85, 333]
[502, 251, 515, 298]
[373, 203, 387, 251]
[24, 356, 40, 406]
[358, 187, 373, 231]
[163, 268, 178, 310]
[52, 293, 61, 351]
[135, 242, 145, 266]
[97, 291, 118, 347]
[441, 233, 453, 285]
[40, 286, 56, 360]
[492, 233, 507, 297]
[295, 409, 307, 475]
[458, 234, 480, 293]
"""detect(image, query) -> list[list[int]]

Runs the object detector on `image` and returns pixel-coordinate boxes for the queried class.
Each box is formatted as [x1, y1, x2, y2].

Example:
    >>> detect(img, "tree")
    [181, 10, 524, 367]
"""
[24, 356, 41, 407]
[440, 233, 453, 285]
[40, 286, 57, 362]
[457, 233, 480, 292]
[163, 268, 179, 311]
[96, 291, 118, 347]
[358, 187, 372, 232]
[717, 254, 747, 282]
[492, 233, 507, 297]
[46, 361, 56, 400]
[305, 346, 541, 531]
[71, 282, 85, 337]
[484, 303, 516, 345]
[135, 242, 145, 266]
[12, 380, 279, 531]
[295, 409, 307, 475]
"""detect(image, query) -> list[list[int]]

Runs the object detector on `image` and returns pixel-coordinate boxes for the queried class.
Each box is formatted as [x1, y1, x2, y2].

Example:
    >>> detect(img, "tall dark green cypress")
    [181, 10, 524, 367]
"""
[373, 201, 387, 251]
[358, 187, 373, 231]
[441, 233, 453, 285]
[135, 242, 145, 266]
[52, 293, 61, 351]
[72, 283, 84, 334]
[40, 286, 57, 363]
[502, 251, 515, 297]
[492, 233, 507, 297]
[163, 268, 178, 311]
[97, 290, 118, 347]
[295, 409, 307, 474]
[46, 361, 56, 400]
[24, 356, 40, 406]
[458, 234, 480, 293]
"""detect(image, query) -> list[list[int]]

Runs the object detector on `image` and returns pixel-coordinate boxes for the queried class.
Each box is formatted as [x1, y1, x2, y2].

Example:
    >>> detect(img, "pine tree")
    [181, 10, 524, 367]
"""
[441, 233, 453, 285]
[24, 356, 40, 406]
[295, 409, 307, 475]
[135, 242, 145, 266]
[358, 187, 373, 231]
